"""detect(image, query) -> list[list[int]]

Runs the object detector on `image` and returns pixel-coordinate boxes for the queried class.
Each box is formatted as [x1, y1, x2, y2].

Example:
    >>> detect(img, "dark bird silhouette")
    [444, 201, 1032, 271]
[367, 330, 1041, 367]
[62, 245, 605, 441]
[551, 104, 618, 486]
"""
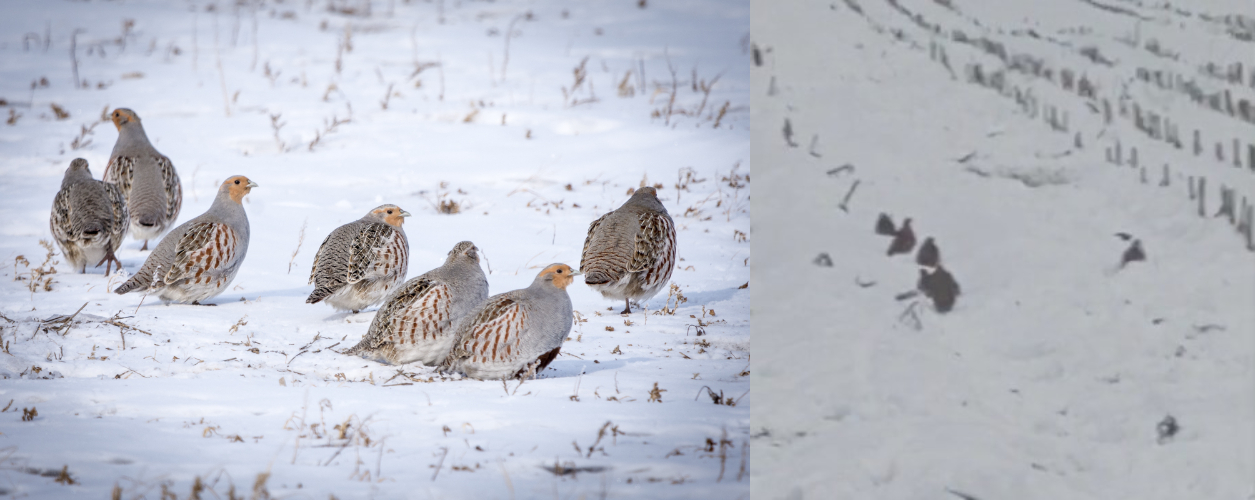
[918, 266, 960, 313]
[887, 218, 916, 256]
[1156, 415, 1178, 444]
[1114, 232, 1134, 241]
[1120, 239, 1145, 268]
[916, 237, 940, 267]
[875, 213, 897, 236]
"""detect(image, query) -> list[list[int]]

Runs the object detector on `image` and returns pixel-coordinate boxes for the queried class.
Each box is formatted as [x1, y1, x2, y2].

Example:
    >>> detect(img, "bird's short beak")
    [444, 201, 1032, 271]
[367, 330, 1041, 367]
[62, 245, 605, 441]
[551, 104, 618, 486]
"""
[400, 210, 412, 217]
[570, 269, 583, 277]
[247, 180, 259, 188]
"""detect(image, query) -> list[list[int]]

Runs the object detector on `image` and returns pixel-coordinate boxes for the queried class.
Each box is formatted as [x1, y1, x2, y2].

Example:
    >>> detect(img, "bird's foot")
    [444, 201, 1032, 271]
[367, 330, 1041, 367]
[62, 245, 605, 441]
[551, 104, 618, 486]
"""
[140, 240, 149, 251]
[95, 249, 124, 275]
[191, 301, 217, 306]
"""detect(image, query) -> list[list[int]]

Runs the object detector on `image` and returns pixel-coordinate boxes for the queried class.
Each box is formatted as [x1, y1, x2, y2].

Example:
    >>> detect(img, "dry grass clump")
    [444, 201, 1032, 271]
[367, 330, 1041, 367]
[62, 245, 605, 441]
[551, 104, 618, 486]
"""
[419, 182, 466, 214]
[655, 283, 688, 315]
[14, 240, 58, 293]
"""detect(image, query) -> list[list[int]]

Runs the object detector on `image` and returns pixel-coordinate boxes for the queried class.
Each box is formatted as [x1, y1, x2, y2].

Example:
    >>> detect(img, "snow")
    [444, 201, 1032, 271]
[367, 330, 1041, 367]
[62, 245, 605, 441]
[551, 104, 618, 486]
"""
[751, 0, 1253, 498]
[0, 0, 749, 497]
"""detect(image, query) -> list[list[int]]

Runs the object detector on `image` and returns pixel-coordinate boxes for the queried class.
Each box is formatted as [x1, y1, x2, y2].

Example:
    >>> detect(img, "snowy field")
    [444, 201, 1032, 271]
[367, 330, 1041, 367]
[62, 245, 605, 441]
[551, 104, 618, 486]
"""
[0, 0, 749, 498]
[751, 0, 1253, 498]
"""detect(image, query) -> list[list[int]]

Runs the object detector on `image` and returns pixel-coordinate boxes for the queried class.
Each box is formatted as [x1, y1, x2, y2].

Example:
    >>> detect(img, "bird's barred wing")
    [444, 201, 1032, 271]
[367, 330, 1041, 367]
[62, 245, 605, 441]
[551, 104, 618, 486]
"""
[156, 155, 182, 221]
[448, 296, 527, 366]
[105, 182, 129, 246]
[159, 222, 240, 286]
[579, 213, 633, 284]
[348, 223, 407, 283]
[579, 213, 610, 266]
[629, 211, 676, 287]
[50, 188, 74, 243]
[308, 232, 334, 285]
[363, 278, 447, 349]
[102, 156, 135, 196]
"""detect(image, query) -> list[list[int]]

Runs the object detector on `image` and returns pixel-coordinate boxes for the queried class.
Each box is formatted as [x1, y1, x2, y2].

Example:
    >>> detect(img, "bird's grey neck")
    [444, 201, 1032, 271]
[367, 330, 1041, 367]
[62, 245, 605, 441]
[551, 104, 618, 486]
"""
[117, 125, 153, 150]
[210, 190, 245, 216]
[627, 195, 665, 212]
[62, 169, 94, 188]
[528, 279, 559, 292]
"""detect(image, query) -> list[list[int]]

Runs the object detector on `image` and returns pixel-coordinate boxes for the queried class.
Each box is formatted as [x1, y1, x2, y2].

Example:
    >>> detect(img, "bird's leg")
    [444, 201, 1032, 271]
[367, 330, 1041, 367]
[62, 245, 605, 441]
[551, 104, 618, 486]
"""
[141, 240, 149, 251]
[191, 301, 217, 306]
[621, 299, 632, 315]
[95, 247, 123, 275]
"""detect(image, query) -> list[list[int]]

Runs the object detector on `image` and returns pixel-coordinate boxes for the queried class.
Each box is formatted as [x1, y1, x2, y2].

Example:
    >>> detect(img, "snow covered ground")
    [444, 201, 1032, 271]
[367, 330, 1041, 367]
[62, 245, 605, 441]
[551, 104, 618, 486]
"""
[751, 0, 1253, 498]
[0, 0, 749, 497]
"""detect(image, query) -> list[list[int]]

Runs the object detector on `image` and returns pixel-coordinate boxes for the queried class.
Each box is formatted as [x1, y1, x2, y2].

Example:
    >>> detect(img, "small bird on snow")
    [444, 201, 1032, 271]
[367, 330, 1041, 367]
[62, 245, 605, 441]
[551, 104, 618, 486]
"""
[102, 108, 183, 251]
[580, 187, 676, 314]
[50, 158, 128, 274]
[307, 205, 411, 313]
[443, 264, 578, 380]
[916, 236, 940, 267]
[875, 213, 897, 236]
[918, 265, 960, 313]
[113, 176, 256, 305]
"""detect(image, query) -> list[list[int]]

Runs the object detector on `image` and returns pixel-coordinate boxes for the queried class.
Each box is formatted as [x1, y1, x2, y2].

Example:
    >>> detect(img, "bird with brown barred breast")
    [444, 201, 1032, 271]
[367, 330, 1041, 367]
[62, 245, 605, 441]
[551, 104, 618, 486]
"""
[50, 158, 128, 274]
[307, 205, 411, 313]
[580, 187, 676, 314]
[102, 108, 182, 251]
[442, 264, 578, 381]
[113, 176, 256, 305]
[347, 241, 489, 366]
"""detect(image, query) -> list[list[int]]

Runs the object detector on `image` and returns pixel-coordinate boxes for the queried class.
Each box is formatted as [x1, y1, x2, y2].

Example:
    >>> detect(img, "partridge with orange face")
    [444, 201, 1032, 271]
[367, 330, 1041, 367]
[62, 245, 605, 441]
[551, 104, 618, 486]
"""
[102, 108, 182, 251]
[307, 205, 411, 313]
[443, 264, 578, 380]
[114, 176, 256, 305]
[347, 241, 489, 366]
[580, 187, 676, 314]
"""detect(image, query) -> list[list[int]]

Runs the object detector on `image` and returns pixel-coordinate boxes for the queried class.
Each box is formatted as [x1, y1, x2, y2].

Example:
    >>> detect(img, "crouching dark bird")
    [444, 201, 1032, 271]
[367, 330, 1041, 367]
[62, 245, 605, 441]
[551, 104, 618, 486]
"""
[875, 213, 897, 236]
[918, 266, 961, 313]
[916, 236, 940, 267]
[1120, 239, 1145, 268]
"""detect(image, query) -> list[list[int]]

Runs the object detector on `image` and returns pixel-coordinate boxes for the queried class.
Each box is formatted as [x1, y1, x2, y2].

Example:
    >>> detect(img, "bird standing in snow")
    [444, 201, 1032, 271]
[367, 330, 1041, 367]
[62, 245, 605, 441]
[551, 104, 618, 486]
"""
[102, 108, 182, 251]
[887, 218, 916, 256]
[580, 187, 676, 314]
[875, 213, 897, 236]
[114, 176, 256, 305]
[307, 205, 411, 313]
[916, 236, 940, 267]
[918, 265, 961, 313]
[50, 158, 128, 274]
[1120, 239, 1145, 268]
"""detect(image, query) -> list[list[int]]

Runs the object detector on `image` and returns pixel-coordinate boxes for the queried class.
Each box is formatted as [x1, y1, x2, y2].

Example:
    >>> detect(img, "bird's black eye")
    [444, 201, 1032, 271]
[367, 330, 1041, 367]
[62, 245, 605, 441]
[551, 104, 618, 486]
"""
[387, 210, 393, 214]
[234, 179, 240, 185]
[557, 269, 563, 273]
